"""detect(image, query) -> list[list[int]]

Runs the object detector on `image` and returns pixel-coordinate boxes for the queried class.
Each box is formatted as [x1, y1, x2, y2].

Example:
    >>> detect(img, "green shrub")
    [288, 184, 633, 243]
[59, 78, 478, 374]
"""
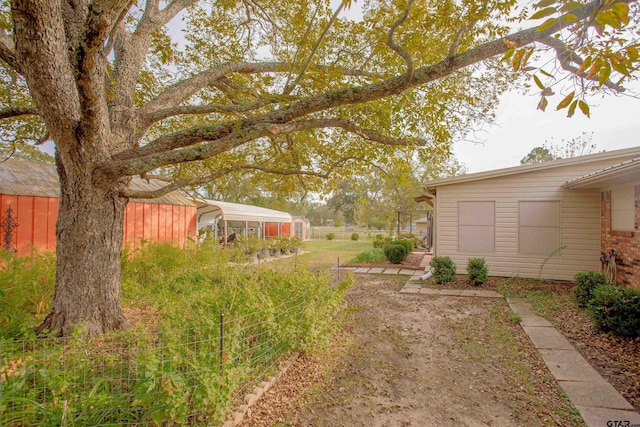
[351, 233, 360, 241]
[326, 233, 335, 240]
[373, 236, 392, 249]
[573, 271, 609, 307]
[351, 249, 386, 263]
[399, 233, 422, 248]
[587, 285, 640, 338]
[383, 243, 408, 264]
[429, 256, 456, 284]
[466, 258, 488, 285]
[392, 239, 415, 254]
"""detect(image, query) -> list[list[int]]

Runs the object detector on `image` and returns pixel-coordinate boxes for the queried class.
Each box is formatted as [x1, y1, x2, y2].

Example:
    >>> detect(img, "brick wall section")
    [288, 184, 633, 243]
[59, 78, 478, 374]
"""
[601, 187, 640, 289]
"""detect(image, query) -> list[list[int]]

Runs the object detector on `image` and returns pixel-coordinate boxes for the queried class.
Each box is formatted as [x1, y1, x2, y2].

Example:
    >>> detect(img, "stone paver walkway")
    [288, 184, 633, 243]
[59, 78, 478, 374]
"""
[338, 255, 640, 425]
[508, 297, 640, 427]
[333, 265, 423, 278]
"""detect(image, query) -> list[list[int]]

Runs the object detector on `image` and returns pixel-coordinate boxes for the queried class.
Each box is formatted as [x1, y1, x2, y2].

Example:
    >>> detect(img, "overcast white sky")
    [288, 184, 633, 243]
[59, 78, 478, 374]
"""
[327, 1, 640, 174]
[454, 87, 640, 173]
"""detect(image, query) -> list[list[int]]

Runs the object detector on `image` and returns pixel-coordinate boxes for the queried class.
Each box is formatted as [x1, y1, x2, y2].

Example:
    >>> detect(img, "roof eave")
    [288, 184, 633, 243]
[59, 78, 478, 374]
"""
[422, 146, 640, 189]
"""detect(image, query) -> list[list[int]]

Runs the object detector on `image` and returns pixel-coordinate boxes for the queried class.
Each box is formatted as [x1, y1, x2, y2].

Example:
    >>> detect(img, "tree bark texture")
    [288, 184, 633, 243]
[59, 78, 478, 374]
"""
[37, 155, 130, 337]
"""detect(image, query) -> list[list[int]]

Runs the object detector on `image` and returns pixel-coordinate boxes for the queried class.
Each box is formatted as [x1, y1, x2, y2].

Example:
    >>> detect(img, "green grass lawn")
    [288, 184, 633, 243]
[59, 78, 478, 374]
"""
[298, 239, 372, 270]
[263, 239, 372, 271]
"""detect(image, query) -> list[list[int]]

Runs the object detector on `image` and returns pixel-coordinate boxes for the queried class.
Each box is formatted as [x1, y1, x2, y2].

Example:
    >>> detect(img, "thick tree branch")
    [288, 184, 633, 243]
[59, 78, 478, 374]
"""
[539, 36, 625, 92]
[157, 0, 200, 31]
[122, 157, 354, 199]
[0, 105, 39, 120]
[275, 118, 427, 146]
[103, 3, 132, 56]
[0, 32, 21, 73]
[386, 0, 415, 82]
[104, 0, 618, 179]
[108, 115, 422, 179]
[76, 0, 131, 145]
[12, 0, 81, 145]
[138, 61, 288, 124]
[147, 99, 279, 122]
[139, 63, 382, 129]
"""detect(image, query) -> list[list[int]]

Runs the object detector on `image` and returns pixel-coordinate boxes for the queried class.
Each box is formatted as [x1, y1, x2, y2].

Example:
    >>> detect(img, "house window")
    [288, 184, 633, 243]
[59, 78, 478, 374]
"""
[518, 201, 560, 255]
[611, 187, 635, 231]
[458, 201, 495, 253]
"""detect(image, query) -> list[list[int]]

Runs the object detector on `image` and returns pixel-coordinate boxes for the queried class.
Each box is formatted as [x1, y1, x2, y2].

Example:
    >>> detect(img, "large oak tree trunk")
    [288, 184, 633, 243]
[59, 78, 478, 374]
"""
[37, 156, 130, 337]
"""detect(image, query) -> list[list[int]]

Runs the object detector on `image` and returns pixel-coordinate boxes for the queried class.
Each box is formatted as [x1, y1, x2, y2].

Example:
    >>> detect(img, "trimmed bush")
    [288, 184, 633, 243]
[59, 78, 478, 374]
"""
[392, 239, 415, 254]
[351, 233, 360, 241]
[326, 233, 335, 240]
[573, 271, 609, 307]
[429, 256, 456, 284]
[383, 243, 408, 264]
[399, 233, 422, 248]
[466, 258, 488, 285]
[587, 285, 640, 338]
[373, 236, 392, 249]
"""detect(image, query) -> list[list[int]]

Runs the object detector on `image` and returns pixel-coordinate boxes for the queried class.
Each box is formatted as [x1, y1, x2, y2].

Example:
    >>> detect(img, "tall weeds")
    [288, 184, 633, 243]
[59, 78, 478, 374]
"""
[1, 242, 351, 425]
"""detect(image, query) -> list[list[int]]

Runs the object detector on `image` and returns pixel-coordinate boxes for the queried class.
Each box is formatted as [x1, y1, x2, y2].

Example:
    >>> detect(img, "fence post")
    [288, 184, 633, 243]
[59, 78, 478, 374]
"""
[337, 256, 340, 282]
[219, 311, 225, 376]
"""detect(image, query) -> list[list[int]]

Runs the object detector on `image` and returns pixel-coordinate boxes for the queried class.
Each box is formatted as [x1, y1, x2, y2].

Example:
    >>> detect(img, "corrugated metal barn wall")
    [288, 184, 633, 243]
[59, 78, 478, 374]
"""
[0, 195, 196, 256]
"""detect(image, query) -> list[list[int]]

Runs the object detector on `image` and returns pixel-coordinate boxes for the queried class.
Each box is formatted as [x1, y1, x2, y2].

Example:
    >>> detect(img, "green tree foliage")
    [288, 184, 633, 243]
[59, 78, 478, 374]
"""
[520, 146, 558, 164]
[1, 0, 638, 335]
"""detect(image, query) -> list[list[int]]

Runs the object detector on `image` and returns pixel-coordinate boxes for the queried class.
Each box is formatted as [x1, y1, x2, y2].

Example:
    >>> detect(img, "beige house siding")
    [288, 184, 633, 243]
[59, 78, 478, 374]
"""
[433, 160, 627, 281]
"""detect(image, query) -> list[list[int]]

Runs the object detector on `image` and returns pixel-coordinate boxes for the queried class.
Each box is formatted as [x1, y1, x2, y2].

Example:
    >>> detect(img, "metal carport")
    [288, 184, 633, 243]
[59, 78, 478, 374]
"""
[194, 199, 292, 244]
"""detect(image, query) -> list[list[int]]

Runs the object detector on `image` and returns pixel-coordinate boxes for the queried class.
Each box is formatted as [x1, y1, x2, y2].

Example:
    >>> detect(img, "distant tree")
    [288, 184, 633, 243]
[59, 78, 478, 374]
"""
[520, 146, 559, 164]
[521, 132, 597, 164]
[550, 132, 597, 158]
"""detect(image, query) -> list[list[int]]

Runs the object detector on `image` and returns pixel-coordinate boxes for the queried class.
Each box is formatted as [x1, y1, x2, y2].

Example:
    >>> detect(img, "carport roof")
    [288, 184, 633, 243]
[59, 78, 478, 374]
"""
[195, 199, 292, 223]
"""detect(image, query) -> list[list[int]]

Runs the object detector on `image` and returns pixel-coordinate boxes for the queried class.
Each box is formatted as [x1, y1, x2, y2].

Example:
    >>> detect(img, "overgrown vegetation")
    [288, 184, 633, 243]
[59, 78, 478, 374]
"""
[326, 233, 335, 240]
[372, 235, 391, 249]
[429, 256, 456, 284]
[350, 249, 386, 263]
[350, 233, 359, 241]
[0, 243, 351, 425]
[0, 250, 56, 340]
[466, 258, 488, 285]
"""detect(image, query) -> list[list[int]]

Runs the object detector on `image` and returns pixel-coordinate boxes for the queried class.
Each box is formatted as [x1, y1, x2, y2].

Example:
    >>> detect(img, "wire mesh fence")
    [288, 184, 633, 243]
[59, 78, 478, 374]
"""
[0, 292, 309, 426]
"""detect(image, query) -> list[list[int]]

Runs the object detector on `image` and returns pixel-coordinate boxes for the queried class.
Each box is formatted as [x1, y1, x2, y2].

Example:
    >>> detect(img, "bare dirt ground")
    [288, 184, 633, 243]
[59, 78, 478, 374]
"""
[242, 275, 584, 427]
